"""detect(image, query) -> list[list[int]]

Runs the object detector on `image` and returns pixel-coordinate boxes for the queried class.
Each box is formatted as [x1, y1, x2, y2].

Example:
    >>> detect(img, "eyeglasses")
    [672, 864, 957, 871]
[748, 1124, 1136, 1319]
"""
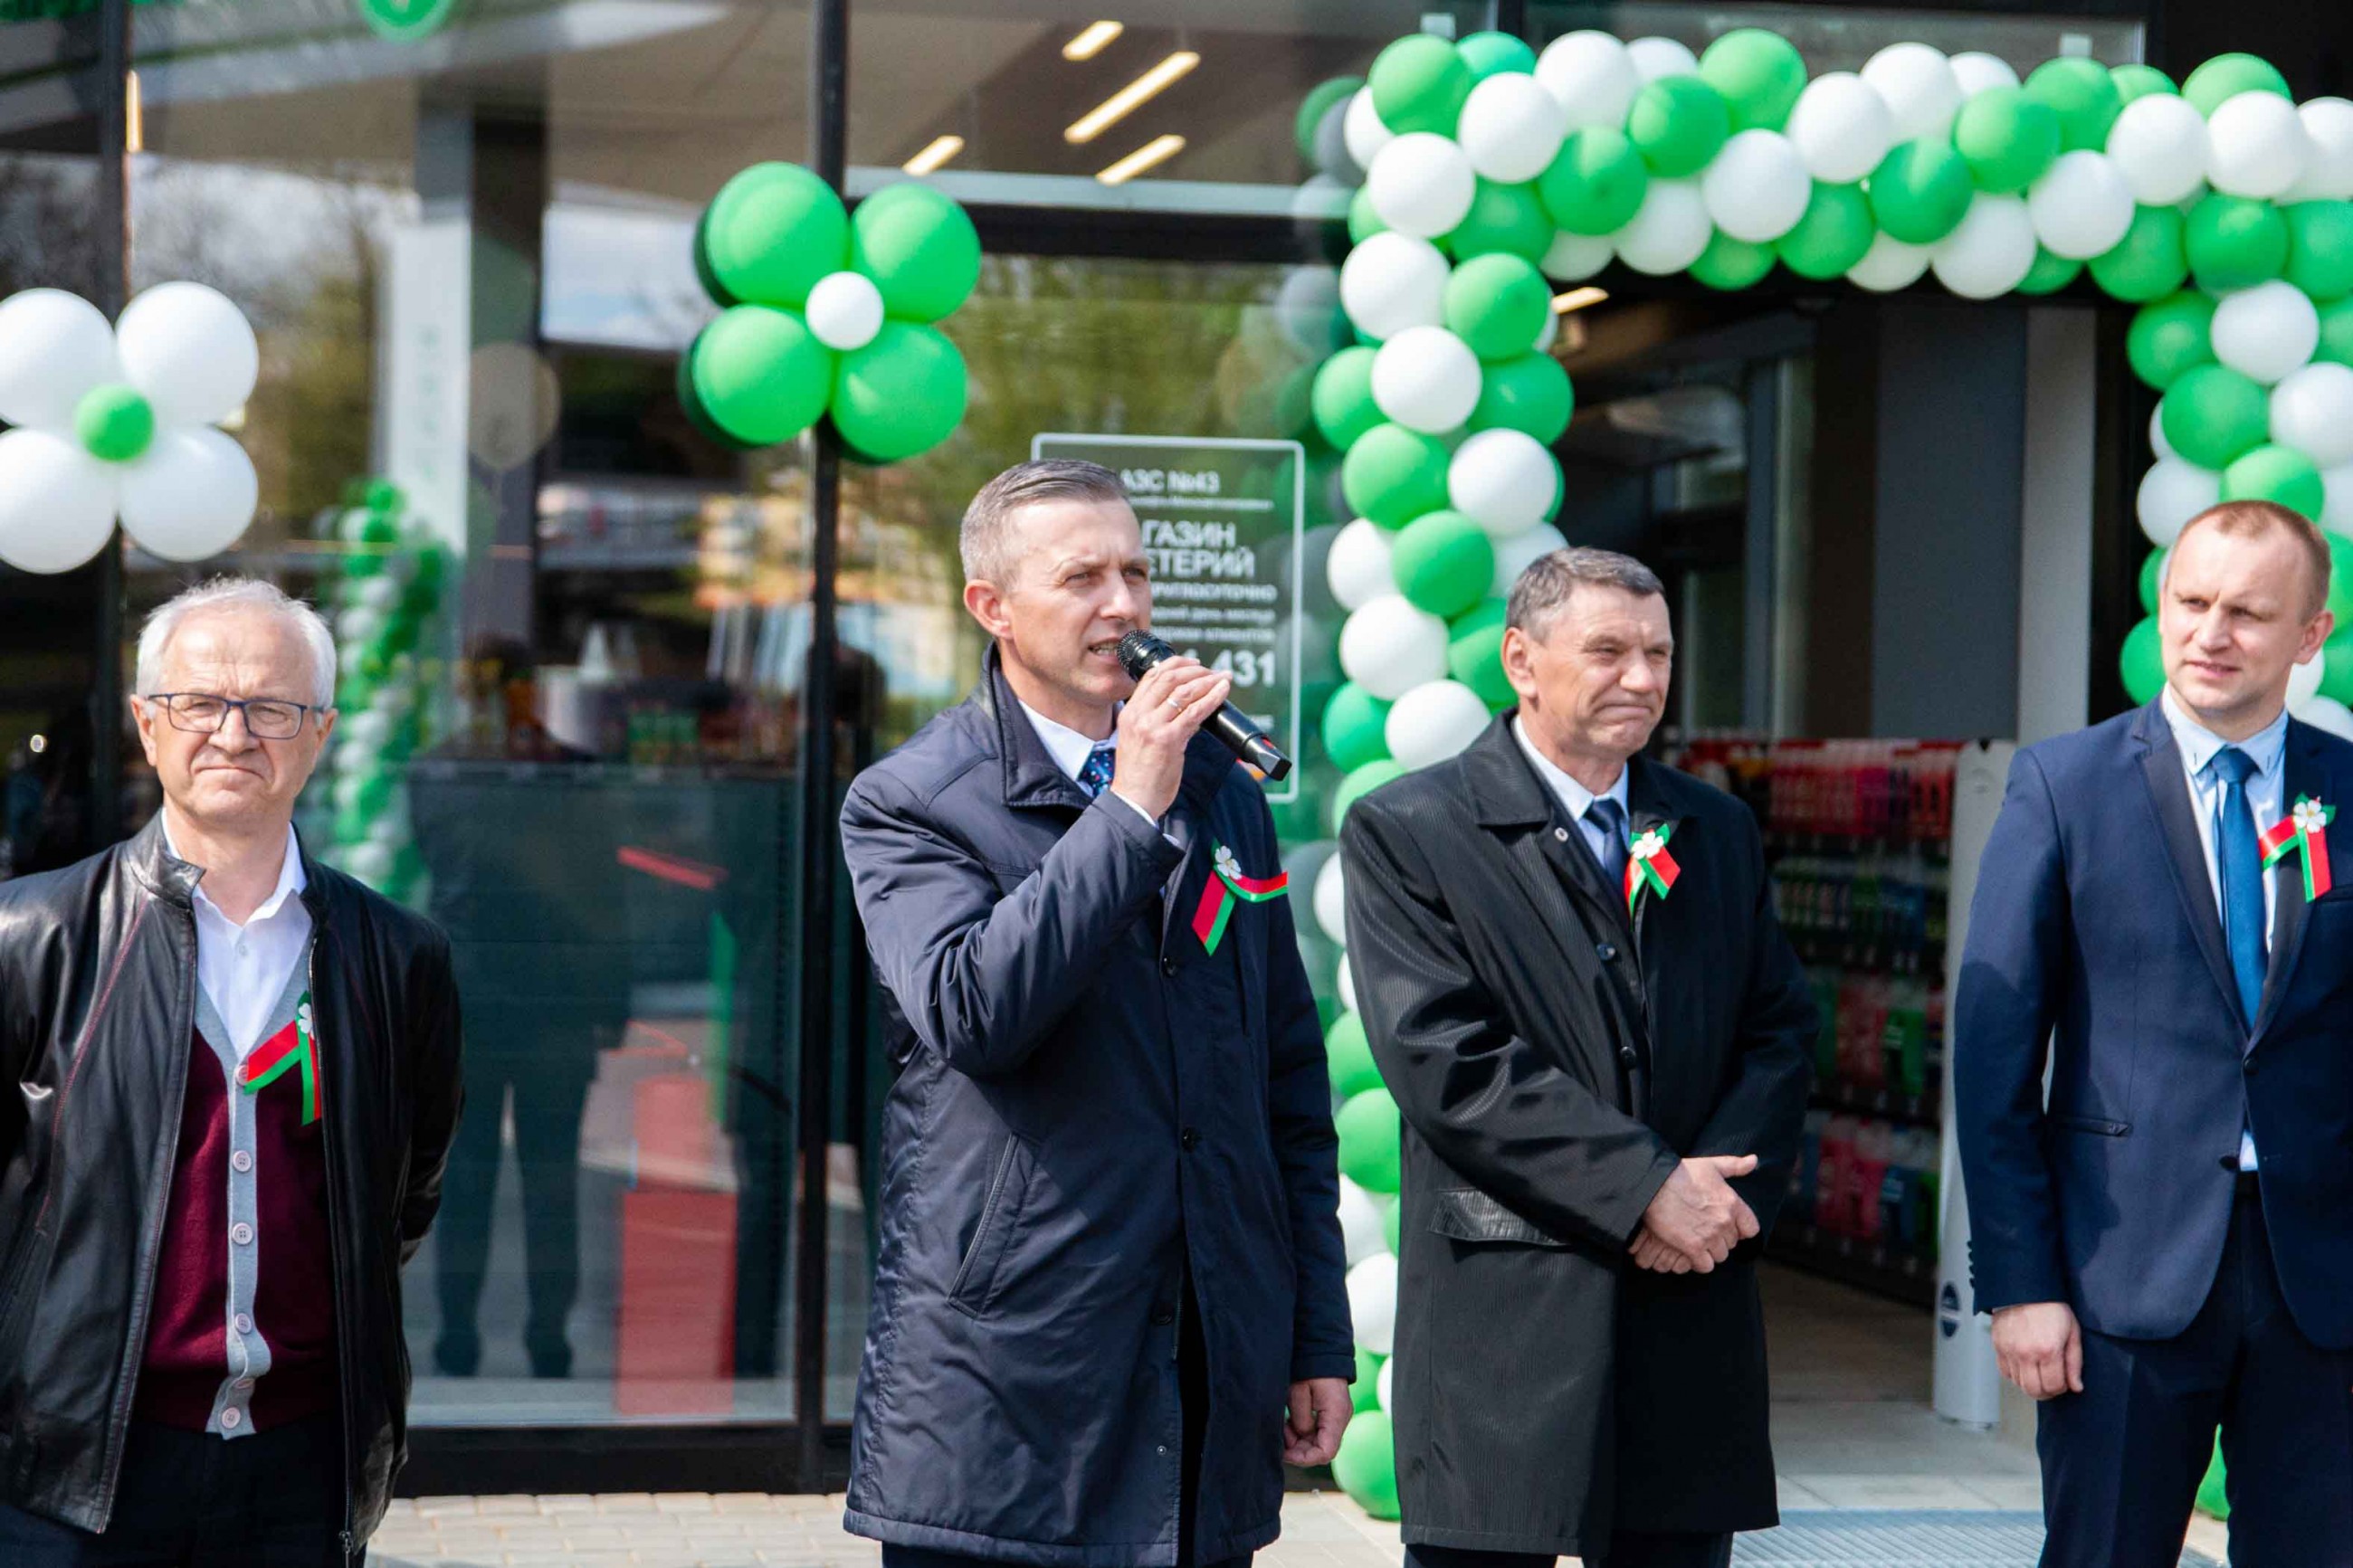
[142, 692, 322, 741]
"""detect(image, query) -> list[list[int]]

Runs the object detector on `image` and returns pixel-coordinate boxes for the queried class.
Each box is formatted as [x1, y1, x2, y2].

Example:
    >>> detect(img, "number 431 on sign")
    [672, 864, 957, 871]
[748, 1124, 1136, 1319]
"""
[1183, 649, 1277, 688]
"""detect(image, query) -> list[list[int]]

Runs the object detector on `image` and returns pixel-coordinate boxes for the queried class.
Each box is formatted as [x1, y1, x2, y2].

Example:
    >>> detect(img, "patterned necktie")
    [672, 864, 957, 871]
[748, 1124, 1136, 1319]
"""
[1075, 743, 1117, 800]
[2210, 745, 2268, 1029]
[1585, 796, 1630, 893]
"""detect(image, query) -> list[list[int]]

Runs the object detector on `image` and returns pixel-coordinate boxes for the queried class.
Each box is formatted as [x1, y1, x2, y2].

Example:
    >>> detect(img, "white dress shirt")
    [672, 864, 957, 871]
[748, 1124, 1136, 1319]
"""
[1018, 700, 1167, 837]
[163, 820, 313, 1062]
[1513, 717, 1631, 870]
[2159, 688, 2288, 1171]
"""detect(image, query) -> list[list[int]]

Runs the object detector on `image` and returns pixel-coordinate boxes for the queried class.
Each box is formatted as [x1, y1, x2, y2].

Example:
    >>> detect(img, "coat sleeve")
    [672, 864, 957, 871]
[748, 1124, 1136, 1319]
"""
[1688, 809, 1818, 1237]
[399, 927, 466, 1267]
[1340, 794, 1680, 1251]
[840, 769, 1183, 1079]
[1953, 748, 2072, 1313]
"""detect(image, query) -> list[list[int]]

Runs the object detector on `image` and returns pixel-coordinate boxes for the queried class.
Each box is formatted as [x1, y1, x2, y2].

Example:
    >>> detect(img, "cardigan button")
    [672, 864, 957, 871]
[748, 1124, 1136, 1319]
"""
[234, 1313, 252, 1334]
[231, 1150, 253, 1174]
[219, 1408, 242, 1430]
[230, 1223, 253, 1247]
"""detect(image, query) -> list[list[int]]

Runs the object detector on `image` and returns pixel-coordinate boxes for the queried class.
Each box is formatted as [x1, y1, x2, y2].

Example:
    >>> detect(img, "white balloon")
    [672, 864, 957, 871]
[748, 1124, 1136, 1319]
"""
[1458, 72, 1567, 185]
[115, 281, 258, 429]
[2205, 90, 2311, 200]
[1785, 72, 1894, 185]
[1338, 1178, 1387, 1267]
[1626, 36, 1700, 84]
[2106, 93, 2212, 207]
[2286, 98, 2353, 202]
[1530, 305, 1559, 355]
[0, 428, 117, 574]
[1346, 1251, 1399, 1354]
[1338, 231, 1451, 340]
[2295, 694, 2353, 740]
[1948, 52, 2020, 98]
[1336, 953, 1358, 1014]
[2028, 151, 2136, 260]
[1377, 1354, 1396, 1411]
[1386, 679, 1492, 770]
[2138, 458, 2223, 546]
[0, 288, 119, 432]
[804, 271, 883, 351]
[1846, 233, 1933, 292]
[1314, 854, 1348, 946]
[2212, 279, 2320, 385]
[1931, 193, 2037, 299]
[1328, 518, 1400, 610]
[1449, 428, 1560, 538]
[1292, 173, 1355, 224]
[1273, 267, 1343, 353]
[2288, 648, 2326, 709]
[1339, 595, 1451, 699]
[1613, 177, 1711, 276]
[2325, 461, 2353, 537]
[1861, 43, 1962, 145]
[1492, 521, 1568, 597]
[2271, 363, 2353, 469]
[1702, 129, 1811, 243]
[1367, 133, 1477, 240]
[119, 426, 259, 562]
[1536, 31, 1641, 130]
[1343, 88, 1396, 173]
[1370, 326, 1483, 434]
[1540, 229, 1615, 281]
[2151, 403, 2177, 461]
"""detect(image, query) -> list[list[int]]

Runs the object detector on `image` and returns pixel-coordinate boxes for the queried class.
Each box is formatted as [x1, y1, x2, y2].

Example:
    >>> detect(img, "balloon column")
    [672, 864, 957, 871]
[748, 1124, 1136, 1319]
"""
[685, 166, 980, 461]
[0, 283, 262, 573]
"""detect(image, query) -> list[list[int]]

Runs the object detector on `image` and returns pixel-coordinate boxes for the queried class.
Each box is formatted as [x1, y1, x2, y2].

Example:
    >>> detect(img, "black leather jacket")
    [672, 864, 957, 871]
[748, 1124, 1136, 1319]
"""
[0, 815, 463, 1552]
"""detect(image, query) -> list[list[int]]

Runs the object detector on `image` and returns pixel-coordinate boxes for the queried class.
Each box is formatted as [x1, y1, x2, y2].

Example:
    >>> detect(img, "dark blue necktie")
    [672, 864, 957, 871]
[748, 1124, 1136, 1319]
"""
[1585, 796, 1629, 892]
[2210, 746, 2268, 1029]
[1075, 743, 1117, 800]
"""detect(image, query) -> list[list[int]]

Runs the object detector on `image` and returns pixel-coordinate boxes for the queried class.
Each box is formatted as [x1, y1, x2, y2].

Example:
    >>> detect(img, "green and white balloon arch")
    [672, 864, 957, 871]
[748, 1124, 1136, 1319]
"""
[1299, 27, 2353, 1518]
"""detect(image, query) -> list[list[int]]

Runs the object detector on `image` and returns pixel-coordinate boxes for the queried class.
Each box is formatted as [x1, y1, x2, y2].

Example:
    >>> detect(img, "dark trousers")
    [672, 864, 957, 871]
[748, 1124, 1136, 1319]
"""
[0, 1414, 348, 1566]
[1405, 1535, 1730, 1568]
[2039, 1184, 2353, 1568]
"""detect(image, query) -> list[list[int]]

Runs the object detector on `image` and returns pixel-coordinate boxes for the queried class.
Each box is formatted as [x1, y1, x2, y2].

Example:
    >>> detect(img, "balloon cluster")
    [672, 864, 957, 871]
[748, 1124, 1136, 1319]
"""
[0, 283, 261, 574]
[685, 166, 981, 462]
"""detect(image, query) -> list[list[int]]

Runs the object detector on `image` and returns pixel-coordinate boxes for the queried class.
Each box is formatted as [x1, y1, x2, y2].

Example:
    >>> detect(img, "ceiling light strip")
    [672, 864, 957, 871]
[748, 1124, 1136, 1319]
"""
[1065, 52, 1198, 145]
[902, 135, 965, 176]
[1097, 134, 1186, 185]
[1062, 21, 1123, 61]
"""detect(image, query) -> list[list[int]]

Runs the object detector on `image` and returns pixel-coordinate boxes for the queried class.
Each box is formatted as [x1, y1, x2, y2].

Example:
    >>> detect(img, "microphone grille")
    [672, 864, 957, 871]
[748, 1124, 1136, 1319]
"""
[1113, 631, 1165, 679]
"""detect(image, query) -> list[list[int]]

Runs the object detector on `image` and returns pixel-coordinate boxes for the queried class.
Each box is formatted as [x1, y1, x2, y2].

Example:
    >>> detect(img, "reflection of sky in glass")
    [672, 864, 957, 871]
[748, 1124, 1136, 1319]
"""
[541, 195, 711, 352]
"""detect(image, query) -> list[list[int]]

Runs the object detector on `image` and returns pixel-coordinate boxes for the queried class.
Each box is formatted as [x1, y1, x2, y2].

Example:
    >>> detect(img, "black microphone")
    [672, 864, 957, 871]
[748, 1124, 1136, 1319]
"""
[1114, 631, 1292, 783]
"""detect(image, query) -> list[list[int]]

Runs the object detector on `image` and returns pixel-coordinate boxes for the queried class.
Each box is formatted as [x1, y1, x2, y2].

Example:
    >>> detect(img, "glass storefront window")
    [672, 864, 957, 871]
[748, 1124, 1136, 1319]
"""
[1529, 4, 2144, 72]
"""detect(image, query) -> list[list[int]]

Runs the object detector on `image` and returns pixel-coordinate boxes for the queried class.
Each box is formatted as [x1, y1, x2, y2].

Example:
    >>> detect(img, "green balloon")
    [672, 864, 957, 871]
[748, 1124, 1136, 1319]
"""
[2330, 534, 2353, 624]
[831, 321, 967, 461]
[1447, 599, 1516, 710]
[1331, 759, 1407, 833]
[2089, 204, 2190, 303]
[2182, 53, 2292, 118]
[1312, 347, 1384, 450]
[683, 306, 834, 447]
[1869, 138, 1974, 245]
[2186, 195, 2291, 292]
[1627, 75, 1731, 178]
[1777, 182, 1876, 280]
[1447, 178, 1553, 264]
[1953, 87, 2061, 195]
[1297, 76, 1364, 164]
[1332, 1410, 1400, 1519]
[2223, 444, 2325, 519]
[1470, 352, 1574, 443]
[851, 183, 980, 323]
[1370, 33, 1472, 138]
[1699, 28, 1807, 132]
[1325, 1009, 1384, 1100]
[2318, 298, 2353, 366]
[74, 383, 154, 462]
[1444, 253, 1552, 361]
[2128, 292, 2218, 390]
[1336, 1087, 1402, 1193]
[2024, 57, 2123, 154]
[1392, 510, 1497, 618]
[1348, 185, 1389, 244]
[2160, 364, 2271, 470]
[1343, 423, 1453, 528]
[2016, 248, 2084, 296]
[1691, 232, 1776, 290]
[699, 162, 847, 309]
[2286, 203, 2353, 304]
[1383, 1193, 1403, 1251]
[1323, 681, 1395, 773]
[1352, 1346, 1386, 1411]
[1538, 128, 1651, 237]
[2140, 547, 2169, 613]
[2320, 627, 2353, 704]
[2120, 616, 2165, 705]
[2111, 64, 2178, 105]
[1457, 31, 1536, 81]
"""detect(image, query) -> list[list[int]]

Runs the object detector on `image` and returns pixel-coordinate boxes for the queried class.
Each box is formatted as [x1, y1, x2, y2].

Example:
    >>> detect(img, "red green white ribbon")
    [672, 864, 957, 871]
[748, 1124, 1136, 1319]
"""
[1624, 823, 1681, 913]
[2259, 795, 2335, 901]
[240, 993, 321, 1125]
[1192, 842, 1289, 955]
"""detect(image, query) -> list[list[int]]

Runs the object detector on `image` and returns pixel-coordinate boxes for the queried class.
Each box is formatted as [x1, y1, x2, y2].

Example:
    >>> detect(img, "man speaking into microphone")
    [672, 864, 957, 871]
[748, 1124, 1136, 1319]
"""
[839, 460, 1353, 1568]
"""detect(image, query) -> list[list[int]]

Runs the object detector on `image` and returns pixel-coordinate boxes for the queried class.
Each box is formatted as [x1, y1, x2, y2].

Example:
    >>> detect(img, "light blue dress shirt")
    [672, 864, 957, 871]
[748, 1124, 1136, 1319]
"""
[1512, 716, 1631, 872]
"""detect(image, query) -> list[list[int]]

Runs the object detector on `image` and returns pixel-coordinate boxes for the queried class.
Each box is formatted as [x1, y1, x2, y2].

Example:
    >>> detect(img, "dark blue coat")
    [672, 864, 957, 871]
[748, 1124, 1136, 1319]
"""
[838, 650, 1352, 1566]
[1956, 701, 2353, 1346]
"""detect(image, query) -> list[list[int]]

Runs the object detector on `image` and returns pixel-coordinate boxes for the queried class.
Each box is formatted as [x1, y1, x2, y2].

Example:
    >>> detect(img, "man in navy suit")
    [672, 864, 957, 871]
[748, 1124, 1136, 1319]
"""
[1957, 499, 2353, 1568]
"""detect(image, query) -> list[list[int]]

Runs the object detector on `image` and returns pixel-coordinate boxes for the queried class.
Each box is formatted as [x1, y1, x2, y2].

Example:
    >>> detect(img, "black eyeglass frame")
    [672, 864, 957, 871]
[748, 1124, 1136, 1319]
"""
[139, 691, 330, 740]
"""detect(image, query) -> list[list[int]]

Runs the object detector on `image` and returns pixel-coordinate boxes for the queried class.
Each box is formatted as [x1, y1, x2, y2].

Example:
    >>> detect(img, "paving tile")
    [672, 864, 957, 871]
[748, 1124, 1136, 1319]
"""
[1785, 1474, 1996, 1510]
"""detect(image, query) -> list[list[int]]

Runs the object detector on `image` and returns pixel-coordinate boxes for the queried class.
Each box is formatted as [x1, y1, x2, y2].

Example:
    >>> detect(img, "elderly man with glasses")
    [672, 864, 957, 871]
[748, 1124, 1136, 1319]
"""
[0, 577, 463, 1566]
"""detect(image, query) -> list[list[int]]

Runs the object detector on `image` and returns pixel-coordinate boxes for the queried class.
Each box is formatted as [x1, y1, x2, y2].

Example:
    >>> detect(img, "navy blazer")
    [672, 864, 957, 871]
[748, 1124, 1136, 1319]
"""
[1955, 699, 2353, 1347]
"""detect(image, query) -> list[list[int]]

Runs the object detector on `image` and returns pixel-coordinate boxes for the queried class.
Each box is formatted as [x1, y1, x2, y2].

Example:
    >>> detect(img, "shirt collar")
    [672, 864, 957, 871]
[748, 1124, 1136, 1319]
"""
[161, 818, 308, 928]
[1512, 716, 1629, 823]
[2161, 686, 2290, 784]
[1016, 699, 1117, 784]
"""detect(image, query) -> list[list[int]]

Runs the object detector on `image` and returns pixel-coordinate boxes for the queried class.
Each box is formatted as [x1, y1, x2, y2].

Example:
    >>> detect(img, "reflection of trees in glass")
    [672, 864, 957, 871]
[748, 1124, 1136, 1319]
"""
[0, 156, 104, 305]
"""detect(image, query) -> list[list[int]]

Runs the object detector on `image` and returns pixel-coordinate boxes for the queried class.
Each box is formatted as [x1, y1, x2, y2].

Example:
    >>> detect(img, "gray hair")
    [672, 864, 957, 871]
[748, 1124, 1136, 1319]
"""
[135, 577, 338, 708]
[960, 460, 1130, 586]
[1506, 547, 1666, 641]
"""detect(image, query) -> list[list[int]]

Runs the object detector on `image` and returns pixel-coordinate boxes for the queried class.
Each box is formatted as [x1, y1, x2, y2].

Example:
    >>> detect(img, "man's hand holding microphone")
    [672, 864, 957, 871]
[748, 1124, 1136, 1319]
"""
[1108, 653, 1232, 821]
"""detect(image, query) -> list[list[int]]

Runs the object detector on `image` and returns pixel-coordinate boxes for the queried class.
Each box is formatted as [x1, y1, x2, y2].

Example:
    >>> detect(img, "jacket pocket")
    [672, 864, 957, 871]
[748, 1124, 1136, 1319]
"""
[1427, 1187, 1567, 1248]
[2047, 1112, 2129, 1137]
[948, 1135, 1034, 1317]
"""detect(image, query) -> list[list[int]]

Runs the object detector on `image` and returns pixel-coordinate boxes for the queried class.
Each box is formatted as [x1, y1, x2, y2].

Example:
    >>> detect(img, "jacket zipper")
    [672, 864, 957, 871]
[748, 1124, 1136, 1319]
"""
[311, 939, 361, 1563]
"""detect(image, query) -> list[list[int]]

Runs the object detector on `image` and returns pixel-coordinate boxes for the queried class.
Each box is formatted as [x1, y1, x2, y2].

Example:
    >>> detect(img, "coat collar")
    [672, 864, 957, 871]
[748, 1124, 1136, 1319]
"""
[973, 642, 1232, 815]
[1467, 713, 1687, 838]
